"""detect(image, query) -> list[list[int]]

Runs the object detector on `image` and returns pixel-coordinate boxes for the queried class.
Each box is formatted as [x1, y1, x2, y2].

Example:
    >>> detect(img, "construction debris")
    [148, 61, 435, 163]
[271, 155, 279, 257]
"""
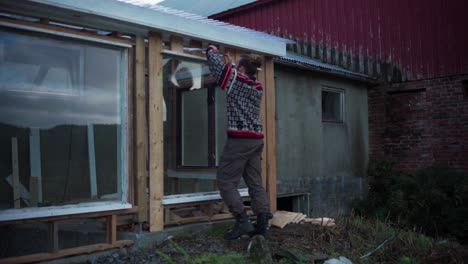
[270, 211, 335, 229]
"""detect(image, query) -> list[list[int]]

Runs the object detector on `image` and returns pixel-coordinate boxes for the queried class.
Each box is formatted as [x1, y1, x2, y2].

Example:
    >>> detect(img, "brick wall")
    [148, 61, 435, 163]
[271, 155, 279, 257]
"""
[369, 75, 468, 171]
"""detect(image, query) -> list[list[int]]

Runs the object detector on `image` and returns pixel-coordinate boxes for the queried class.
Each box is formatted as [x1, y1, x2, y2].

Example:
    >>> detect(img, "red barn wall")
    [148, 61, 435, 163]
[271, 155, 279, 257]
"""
[212, 0, 468, 82]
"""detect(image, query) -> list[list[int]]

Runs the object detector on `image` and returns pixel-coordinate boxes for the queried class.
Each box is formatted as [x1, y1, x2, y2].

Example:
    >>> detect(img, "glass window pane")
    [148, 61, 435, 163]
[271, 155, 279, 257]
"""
[0, 30, 125, 209]
[181, 89, 208, 166]
[322, 89, 343, 122]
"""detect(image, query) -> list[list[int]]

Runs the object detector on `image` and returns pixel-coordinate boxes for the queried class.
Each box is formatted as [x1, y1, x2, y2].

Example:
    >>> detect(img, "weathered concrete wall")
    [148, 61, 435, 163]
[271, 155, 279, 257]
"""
[275, 64, 369, 217]
[369, 74, 468, 171]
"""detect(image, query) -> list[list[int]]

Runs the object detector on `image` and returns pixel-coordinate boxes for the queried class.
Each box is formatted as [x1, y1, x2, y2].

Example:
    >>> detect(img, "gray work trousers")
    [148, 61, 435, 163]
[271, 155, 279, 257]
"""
[216, 137, 269, 216]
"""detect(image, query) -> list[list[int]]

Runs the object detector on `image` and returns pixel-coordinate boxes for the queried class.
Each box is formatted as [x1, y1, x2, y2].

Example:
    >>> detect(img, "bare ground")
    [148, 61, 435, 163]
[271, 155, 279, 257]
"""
[93, 217, 467, 264]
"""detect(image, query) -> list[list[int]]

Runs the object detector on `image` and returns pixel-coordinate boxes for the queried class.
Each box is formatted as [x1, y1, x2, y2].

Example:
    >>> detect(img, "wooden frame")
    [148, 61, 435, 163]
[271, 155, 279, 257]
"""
[0, 208, 137, 264]
[0, 19, 132, 220]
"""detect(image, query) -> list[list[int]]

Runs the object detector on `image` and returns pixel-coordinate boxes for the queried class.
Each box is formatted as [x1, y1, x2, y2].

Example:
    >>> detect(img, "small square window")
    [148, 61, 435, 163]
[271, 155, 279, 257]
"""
[322, 87, 344, 123]
[462, 80, 468, 100]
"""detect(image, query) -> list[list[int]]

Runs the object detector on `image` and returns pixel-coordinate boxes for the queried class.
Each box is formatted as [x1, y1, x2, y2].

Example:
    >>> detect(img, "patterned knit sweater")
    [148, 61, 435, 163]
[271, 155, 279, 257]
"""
[206, 47, 264, 138]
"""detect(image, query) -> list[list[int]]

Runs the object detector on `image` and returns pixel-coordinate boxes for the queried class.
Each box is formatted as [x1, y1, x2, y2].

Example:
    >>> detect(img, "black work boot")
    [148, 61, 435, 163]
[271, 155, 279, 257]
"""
[224, 213, 254, 240]
[252, 212, 273, 237]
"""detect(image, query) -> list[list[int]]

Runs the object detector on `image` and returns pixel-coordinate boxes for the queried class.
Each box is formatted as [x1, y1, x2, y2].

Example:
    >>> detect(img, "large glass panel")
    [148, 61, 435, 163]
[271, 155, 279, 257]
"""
[181, 89, 208, 166]
[0, 29, 125, 209]
[163, 56, 222, 195]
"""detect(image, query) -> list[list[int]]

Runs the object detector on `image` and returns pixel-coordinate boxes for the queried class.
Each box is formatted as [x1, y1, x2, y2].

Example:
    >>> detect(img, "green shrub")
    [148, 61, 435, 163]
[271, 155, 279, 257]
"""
[354, 160, 468, 242]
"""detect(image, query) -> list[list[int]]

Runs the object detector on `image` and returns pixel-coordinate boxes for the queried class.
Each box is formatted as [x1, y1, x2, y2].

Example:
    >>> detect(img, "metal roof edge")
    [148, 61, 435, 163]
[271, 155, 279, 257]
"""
[210, 0, 275, 19]
[276, 52, 378, 84]
[7, 0, 287, 56]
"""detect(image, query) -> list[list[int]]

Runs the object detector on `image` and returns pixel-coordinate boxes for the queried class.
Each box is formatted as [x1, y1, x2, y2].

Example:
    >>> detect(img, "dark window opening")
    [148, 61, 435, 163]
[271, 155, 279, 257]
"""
[462, 80, 468, 100]
[322, 88, 344, 123]
[277, 194, 310, 214]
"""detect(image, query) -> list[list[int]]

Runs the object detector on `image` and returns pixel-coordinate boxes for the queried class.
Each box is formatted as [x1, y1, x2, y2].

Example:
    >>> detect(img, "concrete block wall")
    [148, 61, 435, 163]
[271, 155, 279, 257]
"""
[369, 74, 468, 171]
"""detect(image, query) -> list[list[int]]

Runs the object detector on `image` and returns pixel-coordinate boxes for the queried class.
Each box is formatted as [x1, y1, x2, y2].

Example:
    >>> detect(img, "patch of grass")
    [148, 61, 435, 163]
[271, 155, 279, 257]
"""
[334, 215, 463, 263]
[207, 225, 226, 239]
[155, 238, 250, 264]
[193, 252, 249, 264]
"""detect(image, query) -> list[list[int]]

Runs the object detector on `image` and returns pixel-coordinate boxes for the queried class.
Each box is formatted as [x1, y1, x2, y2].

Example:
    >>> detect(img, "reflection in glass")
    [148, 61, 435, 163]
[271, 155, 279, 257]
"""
[163, 56, 230, 195]
[0, 30, 125, 209]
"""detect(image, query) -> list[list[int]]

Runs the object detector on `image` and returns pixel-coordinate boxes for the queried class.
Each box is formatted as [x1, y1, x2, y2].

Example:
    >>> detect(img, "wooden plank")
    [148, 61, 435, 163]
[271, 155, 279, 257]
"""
[106, 215, 117, 244]
[134, 35, 148, 223]
[87, 124, 98, 199]
[47, 221, 59, 253]
[270, 211, 297, 229]
[29, 128, 42, 205]
[12, 137, 20, 208]
[264, 57, 277, 213]
[0, 207, 138, 226]
[166, 213, 234, 225]
[0, 240, 134, 264]
[126, 46, 135, 205]
[148, 31, 164, 232]
[170, 35, 184, 52]
[256, 55, 268, 189]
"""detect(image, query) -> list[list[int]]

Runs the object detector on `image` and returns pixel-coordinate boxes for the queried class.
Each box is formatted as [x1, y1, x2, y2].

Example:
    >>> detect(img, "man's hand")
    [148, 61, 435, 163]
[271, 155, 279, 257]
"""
[208, 44, 218, 52]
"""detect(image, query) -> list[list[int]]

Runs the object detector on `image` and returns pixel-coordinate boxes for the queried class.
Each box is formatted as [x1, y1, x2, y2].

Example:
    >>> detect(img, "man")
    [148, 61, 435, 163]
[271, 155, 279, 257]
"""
[206, 44, 272, 240]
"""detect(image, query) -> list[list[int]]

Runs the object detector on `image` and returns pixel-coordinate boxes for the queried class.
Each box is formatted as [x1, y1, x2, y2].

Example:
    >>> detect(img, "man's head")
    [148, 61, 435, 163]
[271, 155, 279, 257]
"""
[237, 54, 262, 78]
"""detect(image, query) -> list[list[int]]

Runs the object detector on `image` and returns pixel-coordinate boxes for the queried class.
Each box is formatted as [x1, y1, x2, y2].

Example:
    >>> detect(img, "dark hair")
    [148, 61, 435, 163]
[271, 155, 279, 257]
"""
[238, 54, 262, 78]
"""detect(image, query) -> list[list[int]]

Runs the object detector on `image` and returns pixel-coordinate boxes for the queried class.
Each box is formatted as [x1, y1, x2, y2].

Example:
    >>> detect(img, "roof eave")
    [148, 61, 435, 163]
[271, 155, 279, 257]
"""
[275, 58, 378, 84]
[1, 0, 286, 56]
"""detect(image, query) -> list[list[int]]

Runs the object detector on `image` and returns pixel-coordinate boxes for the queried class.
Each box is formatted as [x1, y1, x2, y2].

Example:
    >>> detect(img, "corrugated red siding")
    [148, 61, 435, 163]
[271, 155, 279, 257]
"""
[212, 0, 468, 81]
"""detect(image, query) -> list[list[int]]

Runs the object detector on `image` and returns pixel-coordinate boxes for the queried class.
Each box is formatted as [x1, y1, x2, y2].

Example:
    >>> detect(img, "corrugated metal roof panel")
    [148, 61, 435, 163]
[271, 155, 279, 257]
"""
[118, 0, 295, 44]
[2, 0, 293, 56]
[278, 52, 375, 82]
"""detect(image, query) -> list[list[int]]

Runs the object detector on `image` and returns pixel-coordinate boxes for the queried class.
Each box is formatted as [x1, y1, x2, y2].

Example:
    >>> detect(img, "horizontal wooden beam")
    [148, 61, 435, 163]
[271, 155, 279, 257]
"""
[0, 207, 138, 226]
[0, 240, 134, 264]
[0, 17, 134, 46]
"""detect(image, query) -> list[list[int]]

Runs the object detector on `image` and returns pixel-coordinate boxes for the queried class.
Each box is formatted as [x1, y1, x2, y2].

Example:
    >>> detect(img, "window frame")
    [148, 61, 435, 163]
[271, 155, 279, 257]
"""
[321, 86, 345, 124]
[162, 54, 223, 171]
[0, 22, 131, 221]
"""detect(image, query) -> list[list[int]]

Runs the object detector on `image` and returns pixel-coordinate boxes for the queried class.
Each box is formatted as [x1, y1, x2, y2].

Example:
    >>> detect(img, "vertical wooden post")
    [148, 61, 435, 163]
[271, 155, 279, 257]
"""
[148, 32, 164, 232]
[134, 35, 148, 223]
[264, 57, 277, 212]
[47, 221, 59, 252]
[106, 215, 117, 244]
[170, 35, 184, 52]
[257, 56, 268, 189]
[11, 137, 20, 208]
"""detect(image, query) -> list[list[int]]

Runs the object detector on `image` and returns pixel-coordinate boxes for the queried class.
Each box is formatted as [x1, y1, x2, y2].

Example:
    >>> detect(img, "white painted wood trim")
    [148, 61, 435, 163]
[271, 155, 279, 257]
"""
[163, 188, 249, 205]
[0, 201, 132, 222]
